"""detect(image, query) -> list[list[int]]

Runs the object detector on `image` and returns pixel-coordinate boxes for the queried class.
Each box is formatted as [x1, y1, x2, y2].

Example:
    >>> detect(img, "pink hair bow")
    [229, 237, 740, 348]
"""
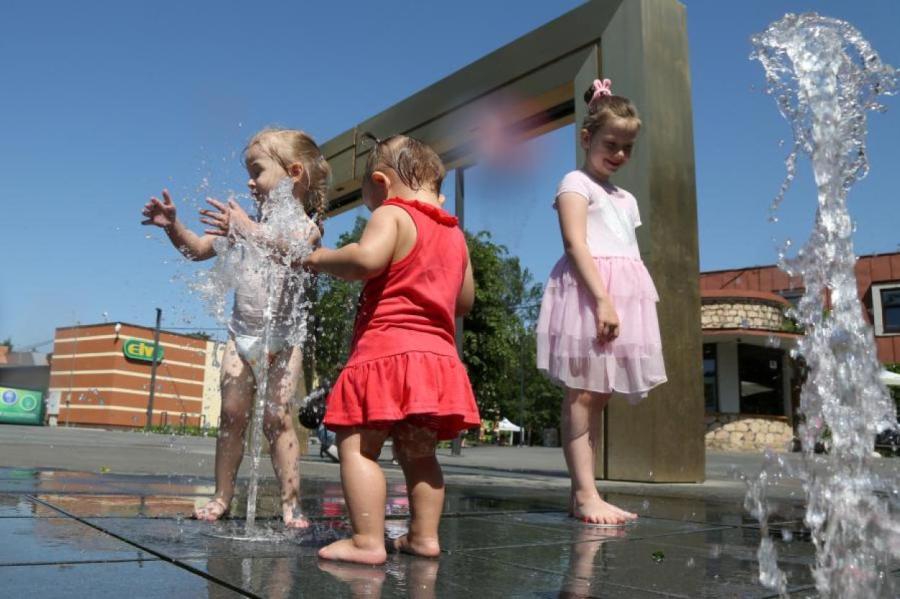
[589, 78, 613, 108]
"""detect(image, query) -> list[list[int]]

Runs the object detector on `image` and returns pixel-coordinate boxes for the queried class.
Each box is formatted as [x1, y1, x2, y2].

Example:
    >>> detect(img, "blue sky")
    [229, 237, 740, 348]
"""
[2, 0, 898, 350]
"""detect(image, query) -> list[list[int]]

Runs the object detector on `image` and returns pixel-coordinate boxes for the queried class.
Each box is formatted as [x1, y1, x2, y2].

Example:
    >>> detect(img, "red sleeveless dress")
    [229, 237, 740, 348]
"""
[323, 198, 480, 439]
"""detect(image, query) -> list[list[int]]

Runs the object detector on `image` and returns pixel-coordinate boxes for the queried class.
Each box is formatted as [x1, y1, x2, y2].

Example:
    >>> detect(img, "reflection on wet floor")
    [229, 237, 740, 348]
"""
[0, 467, 848, 597]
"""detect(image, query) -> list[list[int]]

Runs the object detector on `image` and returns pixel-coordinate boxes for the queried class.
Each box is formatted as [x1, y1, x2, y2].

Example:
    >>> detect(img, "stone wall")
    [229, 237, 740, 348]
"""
[701, 300, 784, 330]
[704, 413, 794, 452]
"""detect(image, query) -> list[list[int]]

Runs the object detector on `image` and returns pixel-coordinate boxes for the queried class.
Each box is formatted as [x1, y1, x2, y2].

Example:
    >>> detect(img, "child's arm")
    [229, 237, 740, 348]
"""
[556, 192, 619, 342]
[200, 199, 321, 258]
[303, 206, 400, 280]
[456, 255, 475, 316]
[142, 190, 216, 261]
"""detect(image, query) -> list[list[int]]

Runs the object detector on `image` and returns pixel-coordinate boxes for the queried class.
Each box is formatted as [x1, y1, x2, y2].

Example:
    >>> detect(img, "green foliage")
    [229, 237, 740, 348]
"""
[0, 337, 11, 349]
[462, 231, 562, 440]
[306, 223, 563, 442]
[781, 317, 803, 334]
[307, 217, 366, 385]
[142, 424, 218, 437]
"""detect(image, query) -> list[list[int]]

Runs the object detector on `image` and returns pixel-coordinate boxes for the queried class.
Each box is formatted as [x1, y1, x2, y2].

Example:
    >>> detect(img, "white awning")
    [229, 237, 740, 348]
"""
[880, 370, 900, 387]
[497, 417, 522, 432]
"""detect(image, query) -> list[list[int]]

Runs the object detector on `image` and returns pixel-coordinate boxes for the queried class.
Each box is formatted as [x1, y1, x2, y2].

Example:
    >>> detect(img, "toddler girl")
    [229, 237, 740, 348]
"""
[141, 128, 330, 527]
[304, 134, 479, 564]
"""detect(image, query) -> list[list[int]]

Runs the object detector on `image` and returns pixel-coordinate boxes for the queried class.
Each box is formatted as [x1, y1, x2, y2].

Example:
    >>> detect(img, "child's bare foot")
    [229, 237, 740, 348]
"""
[193, 497, 230, 522]
[318, 538, 387, 565]
[282, 502, 310, 529]
[392, 533, 441, 558]
[572, 492, 637, 526]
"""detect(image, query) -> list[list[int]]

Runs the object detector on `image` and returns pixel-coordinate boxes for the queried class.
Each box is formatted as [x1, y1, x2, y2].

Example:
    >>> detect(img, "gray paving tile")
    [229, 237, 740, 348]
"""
[31, 493, 198, 518]
[0, 493, 41, 517]
[1, 560, 242, 598]
[0, 517, 151, 565]
[182, 552, 666, 598]
[83, 515, 348, 560]
[606, 493, 806, 529]
[463, 527, 817, 598]
[469, 511, 731, 544]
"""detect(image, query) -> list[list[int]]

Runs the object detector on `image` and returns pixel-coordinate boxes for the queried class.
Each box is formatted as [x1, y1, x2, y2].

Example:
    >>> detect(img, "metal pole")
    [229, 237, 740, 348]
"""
[519, 331, 526, 446]
[65, 321, 80, 427]
[451, 167, 466, 457]
[145, 308, 162, 431]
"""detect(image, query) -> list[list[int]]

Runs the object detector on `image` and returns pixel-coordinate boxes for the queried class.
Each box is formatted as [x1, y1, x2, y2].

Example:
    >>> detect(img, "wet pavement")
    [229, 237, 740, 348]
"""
[3, 465, 882, 598]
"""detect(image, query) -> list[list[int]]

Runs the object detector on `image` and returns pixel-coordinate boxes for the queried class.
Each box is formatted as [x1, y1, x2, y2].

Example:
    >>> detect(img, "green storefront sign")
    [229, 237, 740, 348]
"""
[0, 386, 44, 425]
[123, 338, 164, 363]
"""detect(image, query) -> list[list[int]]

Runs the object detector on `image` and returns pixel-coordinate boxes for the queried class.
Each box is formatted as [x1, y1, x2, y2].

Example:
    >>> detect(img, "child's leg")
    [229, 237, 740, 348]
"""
[391, 421, 443, 557]
[318, 427, 391, 564]
[195, 340, 253, 521]
[561, 388, 637, 525]
[263, 345, 307, 528]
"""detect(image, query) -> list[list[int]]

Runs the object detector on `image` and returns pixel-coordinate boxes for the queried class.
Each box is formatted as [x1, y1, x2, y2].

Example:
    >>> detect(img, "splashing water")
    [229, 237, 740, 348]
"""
[190, 178, 315, 532]
[747, 13, 898, 598]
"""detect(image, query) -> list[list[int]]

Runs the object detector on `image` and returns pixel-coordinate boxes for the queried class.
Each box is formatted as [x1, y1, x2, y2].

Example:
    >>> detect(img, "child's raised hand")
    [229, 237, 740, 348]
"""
[141, 190, 177, 228]
[200, 198, 253, 238]
[594, 298, 620, 344]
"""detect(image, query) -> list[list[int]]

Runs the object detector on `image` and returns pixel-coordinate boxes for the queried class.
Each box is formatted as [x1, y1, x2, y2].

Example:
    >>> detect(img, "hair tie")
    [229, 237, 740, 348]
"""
[588, 79, 613, 109]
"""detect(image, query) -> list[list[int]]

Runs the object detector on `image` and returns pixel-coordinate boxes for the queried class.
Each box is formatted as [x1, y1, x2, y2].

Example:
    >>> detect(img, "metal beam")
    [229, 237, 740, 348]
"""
[321, 0, 626, 214]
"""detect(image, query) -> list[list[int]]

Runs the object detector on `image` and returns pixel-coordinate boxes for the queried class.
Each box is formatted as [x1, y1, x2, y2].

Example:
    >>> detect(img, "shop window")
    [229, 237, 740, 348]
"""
[703, 344, 718, 412]
[876, 285, 900, 335]
[777, 288, 804, 307]
[738, 344, 784, 415]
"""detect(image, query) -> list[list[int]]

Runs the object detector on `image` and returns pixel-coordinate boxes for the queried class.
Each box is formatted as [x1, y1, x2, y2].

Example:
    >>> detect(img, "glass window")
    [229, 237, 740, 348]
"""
[703, 344, 718, 413]
[777, 288, 804, 307]
[738, 344, 784, 415]
[881, 288, 900, 334]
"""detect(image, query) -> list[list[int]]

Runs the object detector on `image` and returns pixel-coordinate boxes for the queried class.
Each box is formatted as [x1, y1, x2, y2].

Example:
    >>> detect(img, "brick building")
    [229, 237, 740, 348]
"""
[48, 323, 210, 429]
[699, 251, 900, 452]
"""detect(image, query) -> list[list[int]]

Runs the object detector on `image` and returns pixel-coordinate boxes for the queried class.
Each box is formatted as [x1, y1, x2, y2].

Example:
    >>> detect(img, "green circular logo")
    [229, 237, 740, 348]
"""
[19, 395, 38, 412]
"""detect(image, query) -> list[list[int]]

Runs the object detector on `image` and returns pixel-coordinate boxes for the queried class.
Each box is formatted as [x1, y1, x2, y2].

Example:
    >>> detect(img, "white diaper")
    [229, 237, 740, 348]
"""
[232, 334, 289, 382]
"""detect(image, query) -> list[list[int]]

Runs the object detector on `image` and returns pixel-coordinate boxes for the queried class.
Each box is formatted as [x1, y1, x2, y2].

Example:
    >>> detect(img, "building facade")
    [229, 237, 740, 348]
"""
[48, 323, 210, 429]
[700, 251, 900, 452]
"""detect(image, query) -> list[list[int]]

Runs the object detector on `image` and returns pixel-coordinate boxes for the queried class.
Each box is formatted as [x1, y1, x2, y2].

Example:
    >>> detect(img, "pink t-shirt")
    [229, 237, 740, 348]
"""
[555, 169, 642, 259]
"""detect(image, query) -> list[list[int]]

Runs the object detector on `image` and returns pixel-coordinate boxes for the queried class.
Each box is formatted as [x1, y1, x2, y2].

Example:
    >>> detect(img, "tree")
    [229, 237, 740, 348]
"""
[307, 217, 367, 385]
[462, 231, 563, 442]
[0, 338, 11, 349]
[306, 222, 563, 443]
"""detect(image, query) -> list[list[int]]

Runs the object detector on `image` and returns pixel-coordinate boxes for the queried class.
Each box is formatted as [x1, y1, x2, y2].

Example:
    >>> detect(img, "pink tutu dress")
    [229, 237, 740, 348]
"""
[536, 170, 666, 401]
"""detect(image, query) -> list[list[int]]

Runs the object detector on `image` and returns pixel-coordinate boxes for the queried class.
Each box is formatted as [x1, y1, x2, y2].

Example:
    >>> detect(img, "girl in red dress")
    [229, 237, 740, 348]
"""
[304, 134, 479, 565]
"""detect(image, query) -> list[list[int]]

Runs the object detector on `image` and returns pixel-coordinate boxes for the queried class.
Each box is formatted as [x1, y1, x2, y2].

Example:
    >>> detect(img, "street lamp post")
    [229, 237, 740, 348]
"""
[144, 308, 163, 431]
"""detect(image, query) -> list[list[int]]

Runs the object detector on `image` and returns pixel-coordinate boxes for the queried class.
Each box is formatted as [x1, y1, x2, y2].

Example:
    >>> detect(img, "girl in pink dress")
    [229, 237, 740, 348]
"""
[536, 79, 666, 525]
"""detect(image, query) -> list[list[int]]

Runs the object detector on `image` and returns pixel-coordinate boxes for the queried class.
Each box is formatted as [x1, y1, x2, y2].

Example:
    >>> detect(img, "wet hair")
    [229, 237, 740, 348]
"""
[361, 133, 445, 195]
[581, 87, 641, 139]
[244, 128, 332, 232]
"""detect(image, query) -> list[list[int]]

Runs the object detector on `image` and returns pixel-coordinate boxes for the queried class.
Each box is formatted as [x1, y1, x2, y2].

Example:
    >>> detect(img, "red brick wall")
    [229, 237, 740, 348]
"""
[49, 322, 207, 429]
[700, 252, 900, 363]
